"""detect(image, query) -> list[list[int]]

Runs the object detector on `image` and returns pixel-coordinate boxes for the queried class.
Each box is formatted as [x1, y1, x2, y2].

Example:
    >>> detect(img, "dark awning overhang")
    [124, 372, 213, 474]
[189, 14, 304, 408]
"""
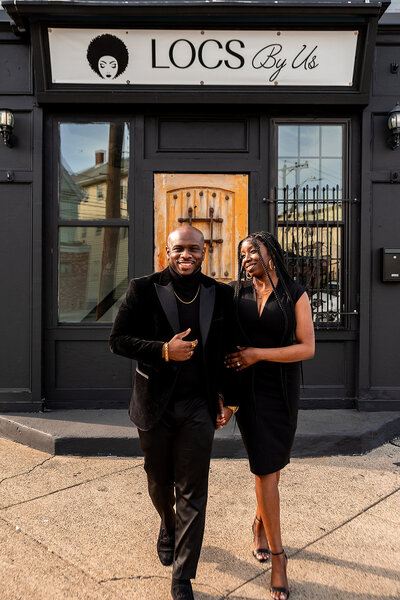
[3, 0, 390, 30]
[2, 0, 390, 105]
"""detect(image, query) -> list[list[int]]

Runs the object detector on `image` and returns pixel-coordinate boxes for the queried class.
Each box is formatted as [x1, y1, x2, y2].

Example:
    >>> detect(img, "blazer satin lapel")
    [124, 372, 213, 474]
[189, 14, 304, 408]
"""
[200, 284, 215, 346]
[155, 282, 180, 334]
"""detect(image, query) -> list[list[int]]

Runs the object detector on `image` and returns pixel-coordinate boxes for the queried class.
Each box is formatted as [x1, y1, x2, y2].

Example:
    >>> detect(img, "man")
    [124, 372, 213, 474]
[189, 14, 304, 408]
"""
[109, 225, 235, 600]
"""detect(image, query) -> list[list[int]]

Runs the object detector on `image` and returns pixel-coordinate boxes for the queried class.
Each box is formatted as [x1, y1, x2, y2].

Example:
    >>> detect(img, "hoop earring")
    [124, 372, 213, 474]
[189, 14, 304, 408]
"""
[246, 271, 253, 280]
[268, 259, 275, 271]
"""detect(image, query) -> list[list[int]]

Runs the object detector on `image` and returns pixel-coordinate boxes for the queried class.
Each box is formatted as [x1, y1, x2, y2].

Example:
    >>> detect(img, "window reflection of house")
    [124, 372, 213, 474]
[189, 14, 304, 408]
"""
[59, 242, 91, 317]
[59, 163, 85, 220]
[59, 134, 129, 322]
[58, 165, 91, 318]
[96, 184, 104, 200]
[73, 151, 129, 220]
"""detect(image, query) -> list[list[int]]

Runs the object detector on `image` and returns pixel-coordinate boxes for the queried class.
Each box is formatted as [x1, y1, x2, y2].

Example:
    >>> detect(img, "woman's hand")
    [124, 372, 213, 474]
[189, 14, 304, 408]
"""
[216, 397, 234, 429]
[225, 346, 260, 371]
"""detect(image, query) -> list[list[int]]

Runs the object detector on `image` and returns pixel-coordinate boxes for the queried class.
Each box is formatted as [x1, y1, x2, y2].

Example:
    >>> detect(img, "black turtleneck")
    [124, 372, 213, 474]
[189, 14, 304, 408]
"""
[168, 265, 207, 400]
[168, 265, 201, 299]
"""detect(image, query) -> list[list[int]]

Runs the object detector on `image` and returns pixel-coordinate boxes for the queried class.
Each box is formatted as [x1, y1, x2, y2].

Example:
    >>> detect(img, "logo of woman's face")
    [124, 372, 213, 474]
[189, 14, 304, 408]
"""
[98, 55, 118, 79]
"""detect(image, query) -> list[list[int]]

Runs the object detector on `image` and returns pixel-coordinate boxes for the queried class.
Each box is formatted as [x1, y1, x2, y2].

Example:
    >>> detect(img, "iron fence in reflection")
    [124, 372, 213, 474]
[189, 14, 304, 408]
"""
[268, 185, 351, 329]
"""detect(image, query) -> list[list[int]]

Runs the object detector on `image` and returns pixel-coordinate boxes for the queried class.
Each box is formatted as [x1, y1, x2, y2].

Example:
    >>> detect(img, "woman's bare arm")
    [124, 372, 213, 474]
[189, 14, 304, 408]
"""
[225, 292, 315, 370]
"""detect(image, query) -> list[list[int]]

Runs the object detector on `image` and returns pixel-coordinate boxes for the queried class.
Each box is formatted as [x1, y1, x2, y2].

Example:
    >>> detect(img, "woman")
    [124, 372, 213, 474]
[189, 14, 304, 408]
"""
[87, 33, 129, 80]
[223, 231, 315, 600]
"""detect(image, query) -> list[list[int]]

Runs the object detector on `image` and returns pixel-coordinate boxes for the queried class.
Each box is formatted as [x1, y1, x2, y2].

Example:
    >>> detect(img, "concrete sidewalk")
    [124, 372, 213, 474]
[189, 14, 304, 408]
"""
[0, 437, 399, 599]
[1, 408, 400, 457]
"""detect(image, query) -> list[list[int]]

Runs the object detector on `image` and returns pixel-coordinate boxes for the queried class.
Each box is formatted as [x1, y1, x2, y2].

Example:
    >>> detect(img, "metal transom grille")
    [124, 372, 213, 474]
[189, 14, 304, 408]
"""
[269, 185, 350, 328]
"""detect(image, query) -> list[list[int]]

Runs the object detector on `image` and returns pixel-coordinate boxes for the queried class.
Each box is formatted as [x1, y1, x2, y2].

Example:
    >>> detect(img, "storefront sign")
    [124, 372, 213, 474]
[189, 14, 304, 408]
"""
[48, 28, 358, 87]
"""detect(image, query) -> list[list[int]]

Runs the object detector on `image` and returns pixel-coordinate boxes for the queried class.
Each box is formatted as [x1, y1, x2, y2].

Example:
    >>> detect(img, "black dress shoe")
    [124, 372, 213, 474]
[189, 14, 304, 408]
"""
[157, 523, 174, 566]
[171, 578, 194, 600]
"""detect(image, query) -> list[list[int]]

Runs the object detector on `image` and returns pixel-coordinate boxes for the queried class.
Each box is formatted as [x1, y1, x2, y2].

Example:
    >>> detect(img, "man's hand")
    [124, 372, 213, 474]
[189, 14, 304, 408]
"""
[167, 328, 198, 361]
[216, 396, 234, 429]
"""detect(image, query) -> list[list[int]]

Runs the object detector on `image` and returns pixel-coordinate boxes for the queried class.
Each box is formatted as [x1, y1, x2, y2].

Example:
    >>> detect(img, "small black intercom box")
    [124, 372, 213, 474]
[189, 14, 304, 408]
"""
[381, 248, 400, 282]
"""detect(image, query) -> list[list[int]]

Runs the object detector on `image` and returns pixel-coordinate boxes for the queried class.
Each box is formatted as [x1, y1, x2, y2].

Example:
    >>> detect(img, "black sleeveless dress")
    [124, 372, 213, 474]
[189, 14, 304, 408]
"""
[233, 279, 306, 475]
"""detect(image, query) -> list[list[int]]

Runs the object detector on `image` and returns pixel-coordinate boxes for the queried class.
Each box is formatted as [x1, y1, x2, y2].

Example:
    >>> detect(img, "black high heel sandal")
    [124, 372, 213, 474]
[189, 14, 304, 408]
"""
[270, 549, 290, 600]
[251, 516, 270, 563]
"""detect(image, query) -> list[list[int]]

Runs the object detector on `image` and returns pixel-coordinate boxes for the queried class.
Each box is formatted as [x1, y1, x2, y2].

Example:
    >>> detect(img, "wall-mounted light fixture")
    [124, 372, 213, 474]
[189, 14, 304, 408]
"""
[0, 109, 15, 148]
[388, 103, 400, 150]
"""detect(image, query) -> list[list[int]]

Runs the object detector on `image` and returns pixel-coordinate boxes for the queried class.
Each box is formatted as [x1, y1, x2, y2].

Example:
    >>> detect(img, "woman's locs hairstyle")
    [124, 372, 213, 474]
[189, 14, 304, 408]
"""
[235, 231, 295, 346]
[87, 34, 129, 79]
[236, 231, 291, 288]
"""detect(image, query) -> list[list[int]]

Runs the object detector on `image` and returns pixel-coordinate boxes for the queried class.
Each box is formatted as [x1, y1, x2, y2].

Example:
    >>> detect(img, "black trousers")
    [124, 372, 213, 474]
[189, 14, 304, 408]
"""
[138, 395, 215, 580]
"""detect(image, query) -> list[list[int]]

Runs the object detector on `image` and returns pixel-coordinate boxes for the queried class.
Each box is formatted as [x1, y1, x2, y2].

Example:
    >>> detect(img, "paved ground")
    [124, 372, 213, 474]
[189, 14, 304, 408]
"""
[0, 438, 399, 600]
[1, 408, 400, 457]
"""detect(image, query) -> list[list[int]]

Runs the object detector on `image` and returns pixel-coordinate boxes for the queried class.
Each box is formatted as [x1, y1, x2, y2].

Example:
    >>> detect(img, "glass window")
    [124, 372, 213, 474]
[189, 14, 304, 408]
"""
[387, 0, 400, 12]
[276, 123, 346, 328]
[57, 121, 130, 323]
[321, 126, 342, 156]
[59, 123, 129, 220]
[278, 124, 343, 197]
[97, 185, 104, 201]
[299, 126, 320, 156]
[58, 227, 128, 323]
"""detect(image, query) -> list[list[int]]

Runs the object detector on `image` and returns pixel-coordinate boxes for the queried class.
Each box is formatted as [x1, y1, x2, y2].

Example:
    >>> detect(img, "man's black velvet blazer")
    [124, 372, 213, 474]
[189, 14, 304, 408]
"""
[109, 268, 235, 431]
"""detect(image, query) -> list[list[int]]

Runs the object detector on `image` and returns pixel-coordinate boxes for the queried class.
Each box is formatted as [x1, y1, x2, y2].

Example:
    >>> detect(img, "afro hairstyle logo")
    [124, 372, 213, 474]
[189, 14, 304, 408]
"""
[87, 34, 129, 80]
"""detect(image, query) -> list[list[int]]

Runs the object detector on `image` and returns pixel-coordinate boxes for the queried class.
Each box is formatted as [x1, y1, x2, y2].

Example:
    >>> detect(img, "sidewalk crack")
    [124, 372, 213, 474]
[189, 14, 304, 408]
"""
[288, 485, 400, 560]
[0, 456, 54, 485]
[0, 463, 143, 511]
[0, 515, 100, 585]
[224, 485, 400, 598]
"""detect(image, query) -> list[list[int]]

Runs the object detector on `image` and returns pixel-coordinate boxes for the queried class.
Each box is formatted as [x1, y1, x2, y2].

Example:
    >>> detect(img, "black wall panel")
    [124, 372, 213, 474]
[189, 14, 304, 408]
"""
[157, 118, 248, 152]
[55, 340, 132, 389]
[0, 27, 41, 410]
[300, 340, 354, 408]
[0, 183, 31, 390]
[144, 115, 259, 161]
[358, 27, 400, 410]
[370, 184, 400, 389]
[0, 42, 31, 94]
[373, 45, 400, 96]
[303, 342, 345, 388]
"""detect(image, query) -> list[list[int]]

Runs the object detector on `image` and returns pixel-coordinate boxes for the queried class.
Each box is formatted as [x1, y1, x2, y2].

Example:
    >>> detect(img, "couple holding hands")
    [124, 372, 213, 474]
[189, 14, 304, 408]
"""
[109, 224, 315, 600]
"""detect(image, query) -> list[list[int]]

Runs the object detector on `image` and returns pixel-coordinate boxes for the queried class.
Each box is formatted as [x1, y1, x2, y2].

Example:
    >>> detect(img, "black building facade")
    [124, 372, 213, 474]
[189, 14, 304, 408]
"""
[0, 0, 399, 413]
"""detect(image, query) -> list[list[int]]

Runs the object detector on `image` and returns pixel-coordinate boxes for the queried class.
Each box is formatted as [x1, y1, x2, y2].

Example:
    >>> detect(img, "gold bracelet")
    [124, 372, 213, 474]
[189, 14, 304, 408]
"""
[164, 342, 169, 362]
[227, 406, 238, 414]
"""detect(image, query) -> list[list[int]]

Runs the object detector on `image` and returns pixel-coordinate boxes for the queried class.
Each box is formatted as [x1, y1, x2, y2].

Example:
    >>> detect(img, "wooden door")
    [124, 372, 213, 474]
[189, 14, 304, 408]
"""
[154, 174, 248, 282]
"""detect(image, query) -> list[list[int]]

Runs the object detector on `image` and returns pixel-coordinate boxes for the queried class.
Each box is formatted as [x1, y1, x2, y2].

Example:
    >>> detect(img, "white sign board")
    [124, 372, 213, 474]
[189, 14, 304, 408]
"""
[48, 28, 358, 87]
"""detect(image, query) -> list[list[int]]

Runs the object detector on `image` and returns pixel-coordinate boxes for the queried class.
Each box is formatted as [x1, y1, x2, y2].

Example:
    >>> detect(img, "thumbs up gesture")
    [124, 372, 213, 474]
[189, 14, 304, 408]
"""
[167, 328, 198, 361]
